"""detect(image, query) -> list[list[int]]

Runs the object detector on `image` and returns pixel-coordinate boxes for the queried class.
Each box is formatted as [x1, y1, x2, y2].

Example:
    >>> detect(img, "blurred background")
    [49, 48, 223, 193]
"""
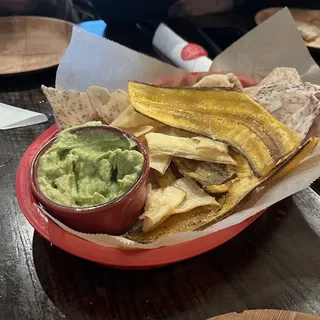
[0, 0, 319, 63]
[1, 0, 319, 24]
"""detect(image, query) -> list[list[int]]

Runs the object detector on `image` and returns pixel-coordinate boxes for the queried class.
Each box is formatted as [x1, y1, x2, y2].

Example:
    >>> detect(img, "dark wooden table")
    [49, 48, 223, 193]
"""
[1, 67, 320, 320]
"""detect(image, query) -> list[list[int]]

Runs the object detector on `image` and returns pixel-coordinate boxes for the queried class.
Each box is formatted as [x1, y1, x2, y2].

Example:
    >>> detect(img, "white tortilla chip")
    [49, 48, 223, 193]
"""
[244, 67, 302, 96]
[172, 178, 220, 214]
[154, 166, 177, 188]
[149, 154, 172, 174]
[247, 82, 320, 139]
[41, 85, 98, 129]
[111, 105, 135, 127]
[168, 128, 228, 154]
[141, 205, 172, 233]
[145, 133, 236, 165]
[95, 89, 129, 124]
[308, 113, 320, 138]
[42, 85, 128, 128]
[193, 73, 243, 91]
[251, 83, 318, 114]
[191, 137, 228, 153]
[140, 185, 186, 232]
[259, 67, 302, 87]
[284, 93, 320, 139]
[87, 86, 111, 110]
[111, 105, 160, 128]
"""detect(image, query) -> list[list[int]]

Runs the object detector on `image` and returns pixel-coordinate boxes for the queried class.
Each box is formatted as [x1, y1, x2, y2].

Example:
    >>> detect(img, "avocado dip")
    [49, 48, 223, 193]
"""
[37, 123, 144, 207]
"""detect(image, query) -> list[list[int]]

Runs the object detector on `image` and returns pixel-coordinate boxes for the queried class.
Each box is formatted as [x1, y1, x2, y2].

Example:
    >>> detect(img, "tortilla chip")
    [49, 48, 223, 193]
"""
[126, 125, 154, 138]
[260, 67, 302, 87]
[245, 67, 320, 139]
[170, 130, 229, 154]
[140, 185, 186, 232]
[111, 104, 161, 129]
[247, 82, 320, 139]
[87, 86, 111, 111]
[308, 113, 320, 138]
[41, 85, 98, 129]
[110, 105, 135, 127]
[191, 137, 228, 153]
[172, 178, 220, 213]
[284, 93, 320, 139]
[141, 205, 172, 233]
[149, 154, 172, 174]
[250, 83, 318, 114]
[155, 166, 177, 188]
[42, 85, 128, 128]
[145, 133, 236, 165]
[244, 67, 302, 96]
[94, 89, 129, 124]
[193, 73, 243, 91]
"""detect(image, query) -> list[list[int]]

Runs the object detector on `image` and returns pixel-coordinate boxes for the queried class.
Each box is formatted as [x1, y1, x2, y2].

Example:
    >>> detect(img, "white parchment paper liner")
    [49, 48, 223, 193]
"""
[39, 145, 320, 249]
[41, 8, 320, 249]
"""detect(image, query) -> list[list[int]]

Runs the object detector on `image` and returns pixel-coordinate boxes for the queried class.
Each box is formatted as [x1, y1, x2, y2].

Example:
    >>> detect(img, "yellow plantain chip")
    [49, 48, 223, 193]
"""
[126, 137, 318, 242]
[128, 81, 301, 178]
[140, 185, 186, 232]
[172, 178, 220, 213]
[169, 127, 195, 138]
[149, 154, 172, 174]
[197, 137, 319, 230]
[145, 132, 236, 165]
[173, 157, 236, 187]
[271, 137, 319, 181]
[204, 180, 236, 194]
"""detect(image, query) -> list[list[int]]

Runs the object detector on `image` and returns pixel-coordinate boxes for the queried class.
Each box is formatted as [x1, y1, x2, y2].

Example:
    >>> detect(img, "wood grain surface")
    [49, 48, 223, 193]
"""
[255, 8, 320, 49]
[1, 22, 320, 318]
[0, 16, 73, 75]
[211, 310, 320, 319]
[0, 67, 320, 320]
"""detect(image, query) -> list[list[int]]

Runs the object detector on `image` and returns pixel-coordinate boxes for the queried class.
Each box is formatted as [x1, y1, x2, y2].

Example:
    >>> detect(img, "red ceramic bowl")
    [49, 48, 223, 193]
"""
[30, 125, 150, 235]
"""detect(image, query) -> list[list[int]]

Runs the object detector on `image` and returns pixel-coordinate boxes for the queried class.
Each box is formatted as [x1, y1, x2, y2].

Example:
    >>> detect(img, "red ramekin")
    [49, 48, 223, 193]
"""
[30, 125, 150, 235]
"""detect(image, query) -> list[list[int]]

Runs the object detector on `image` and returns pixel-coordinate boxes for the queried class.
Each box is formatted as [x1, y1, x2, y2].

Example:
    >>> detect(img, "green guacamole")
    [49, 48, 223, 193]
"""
[37, 124, 144, 208]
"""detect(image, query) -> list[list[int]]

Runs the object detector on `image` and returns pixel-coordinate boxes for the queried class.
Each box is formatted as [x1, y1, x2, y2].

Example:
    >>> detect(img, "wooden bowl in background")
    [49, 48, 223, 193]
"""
[210, 309, 320, 320]
[0, 16, 73, 75]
